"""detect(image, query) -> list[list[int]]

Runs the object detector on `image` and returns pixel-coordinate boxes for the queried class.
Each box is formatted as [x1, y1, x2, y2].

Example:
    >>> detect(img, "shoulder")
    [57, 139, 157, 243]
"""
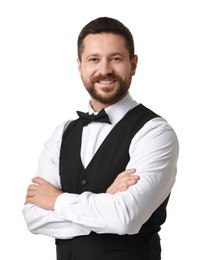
[44, 120, 73, 151]
[134, 116, 179, 151]
[144, 116, 177, 136]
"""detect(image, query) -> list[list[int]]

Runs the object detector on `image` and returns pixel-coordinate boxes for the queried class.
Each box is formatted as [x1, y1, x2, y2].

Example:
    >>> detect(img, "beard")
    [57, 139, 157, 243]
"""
[82, 73, 132, 105]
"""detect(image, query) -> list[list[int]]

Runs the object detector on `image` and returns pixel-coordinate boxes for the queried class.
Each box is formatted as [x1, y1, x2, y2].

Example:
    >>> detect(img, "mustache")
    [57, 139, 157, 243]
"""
[91, 73, 121, 83]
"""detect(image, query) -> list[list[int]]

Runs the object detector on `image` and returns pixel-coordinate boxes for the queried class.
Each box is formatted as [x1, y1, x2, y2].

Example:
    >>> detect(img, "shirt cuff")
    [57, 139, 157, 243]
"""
[54, 193, 79, 220]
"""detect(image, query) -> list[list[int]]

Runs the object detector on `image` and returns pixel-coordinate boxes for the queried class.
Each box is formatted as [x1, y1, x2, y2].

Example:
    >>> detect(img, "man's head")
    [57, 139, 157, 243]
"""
[77, 17, 138, 111]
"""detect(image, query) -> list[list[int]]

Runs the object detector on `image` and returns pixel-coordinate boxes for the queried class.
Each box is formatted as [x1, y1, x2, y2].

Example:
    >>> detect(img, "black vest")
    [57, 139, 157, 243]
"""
[56, 104, 169, 260]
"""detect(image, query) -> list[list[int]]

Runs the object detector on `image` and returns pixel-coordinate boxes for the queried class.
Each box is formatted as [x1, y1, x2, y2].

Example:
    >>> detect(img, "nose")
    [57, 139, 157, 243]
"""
[98, 59, 113, 75]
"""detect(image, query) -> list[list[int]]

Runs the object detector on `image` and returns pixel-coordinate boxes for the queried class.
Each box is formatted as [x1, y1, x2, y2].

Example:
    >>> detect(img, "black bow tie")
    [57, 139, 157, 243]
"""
[77, 109, 111, 126]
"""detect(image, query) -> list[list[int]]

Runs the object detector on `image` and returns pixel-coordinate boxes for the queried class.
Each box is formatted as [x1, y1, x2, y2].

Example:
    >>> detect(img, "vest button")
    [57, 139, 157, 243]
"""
[81, 179, 87, 185]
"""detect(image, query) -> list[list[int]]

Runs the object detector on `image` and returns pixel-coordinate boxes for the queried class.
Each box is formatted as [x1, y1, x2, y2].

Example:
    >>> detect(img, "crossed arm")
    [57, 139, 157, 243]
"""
[22, 119, 178, 238]
[25, 168, 139, 210]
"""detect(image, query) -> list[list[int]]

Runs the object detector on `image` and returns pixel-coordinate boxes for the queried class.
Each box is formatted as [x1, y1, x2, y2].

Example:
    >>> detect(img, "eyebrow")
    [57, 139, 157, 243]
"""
[86, 53, 124, 59]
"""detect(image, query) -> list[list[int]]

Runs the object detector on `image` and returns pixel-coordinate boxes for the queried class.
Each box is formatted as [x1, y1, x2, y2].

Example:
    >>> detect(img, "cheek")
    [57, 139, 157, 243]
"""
[81, 67, 97, 81]
[117, 68, 131, 80]
[115, 63, 130, 75]
[125, 65, 135, 78]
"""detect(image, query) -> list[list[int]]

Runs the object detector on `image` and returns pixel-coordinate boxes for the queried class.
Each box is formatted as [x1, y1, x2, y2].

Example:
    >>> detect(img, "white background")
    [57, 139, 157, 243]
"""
[0, 0, 199, 259]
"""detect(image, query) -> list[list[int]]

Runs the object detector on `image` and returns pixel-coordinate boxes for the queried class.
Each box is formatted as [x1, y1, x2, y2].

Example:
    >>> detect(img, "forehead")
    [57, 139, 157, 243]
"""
[82, 33, 128, 55]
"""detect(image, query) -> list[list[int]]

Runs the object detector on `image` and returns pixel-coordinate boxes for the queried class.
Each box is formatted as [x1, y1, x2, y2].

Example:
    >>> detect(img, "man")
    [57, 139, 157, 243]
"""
[23, 17, 179, 260]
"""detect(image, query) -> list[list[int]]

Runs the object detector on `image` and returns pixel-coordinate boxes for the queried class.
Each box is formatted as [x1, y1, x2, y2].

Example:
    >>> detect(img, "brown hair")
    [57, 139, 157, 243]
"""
[77, 17, 135, 60]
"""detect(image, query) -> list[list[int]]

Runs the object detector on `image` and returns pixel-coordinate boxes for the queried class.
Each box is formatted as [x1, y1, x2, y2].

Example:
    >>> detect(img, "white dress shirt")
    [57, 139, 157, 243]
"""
[22, 93, 179, 239]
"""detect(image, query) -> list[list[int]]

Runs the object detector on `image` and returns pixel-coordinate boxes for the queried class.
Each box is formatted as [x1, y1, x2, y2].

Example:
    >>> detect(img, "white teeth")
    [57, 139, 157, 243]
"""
[99, 80, 113, 84]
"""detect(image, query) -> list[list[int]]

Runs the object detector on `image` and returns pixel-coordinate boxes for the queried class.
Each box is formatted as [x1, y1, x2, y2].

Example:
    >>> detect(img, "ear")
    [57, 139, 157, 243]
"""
[131, 55, 138, 76]
[77, 58, 82, 73]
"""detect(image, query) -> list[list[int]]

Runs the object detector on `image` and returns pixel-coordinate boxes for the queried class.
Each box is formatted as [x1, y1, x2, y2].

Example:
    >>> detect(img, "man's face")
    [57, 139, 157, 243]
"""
[77, 33, 138, 109]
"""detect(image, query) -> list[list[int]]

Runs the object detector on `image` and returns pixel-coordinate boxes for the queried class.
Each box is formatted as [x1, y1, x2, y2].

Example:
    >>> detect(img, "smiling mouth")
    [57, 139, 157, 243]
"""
[97, 79, 116, 84]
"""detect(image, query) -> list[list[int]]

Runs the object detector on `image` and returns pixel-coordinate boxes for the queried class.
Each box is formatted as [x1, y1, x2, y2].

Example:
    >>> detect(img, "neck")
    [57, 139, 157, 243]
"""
[90, 100, 109, 112]
[90, 92, 129, 112]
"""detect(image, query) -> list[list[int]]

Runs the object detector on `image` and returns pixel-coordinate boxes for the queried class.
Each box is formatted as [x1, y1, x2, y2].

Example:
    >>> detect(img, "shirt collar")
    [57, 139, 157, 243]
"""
[88, 93, 138, 125]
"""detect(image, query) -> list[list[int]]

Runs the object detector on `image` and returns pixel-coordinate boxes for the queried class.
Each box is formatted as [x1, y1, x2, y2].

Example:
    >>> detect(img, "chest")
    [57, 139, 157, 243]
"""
[59, 104, 158, 194]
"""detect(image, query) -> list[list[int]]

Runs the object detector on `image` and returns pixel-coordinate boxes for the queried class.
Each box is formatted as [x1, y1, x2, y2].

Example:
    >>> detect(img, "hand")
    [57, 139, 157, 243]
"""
[25, 177, 63, 210]
[106, 169, 139, 194]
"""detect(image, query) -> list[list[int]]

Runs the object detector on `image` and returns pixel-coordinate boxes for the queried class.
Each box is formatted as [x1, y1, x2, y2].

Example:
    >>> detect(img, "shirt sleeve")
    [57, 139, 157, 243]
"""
[54, 117, 179, 235]
[22, 121, 91, 239]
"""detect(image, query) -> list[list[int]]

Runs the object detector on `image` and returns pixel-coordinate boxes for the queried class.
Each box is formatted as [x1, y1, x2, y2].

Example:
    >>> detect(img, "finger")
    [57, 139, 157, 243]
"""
[26, 191, 35, 198]
[25, 197, 35, 205]
[115, 172, 138, 185]
[119, 168, 136, 177]
[128, 177, 139, 185]
[32, 176, 47, 185]
[107, 175, 140, 194]
[130, 175, 140, 181]
[128, 168, 136, 174]
[27, 184, 38, 192]
[115, 169, 137, 181]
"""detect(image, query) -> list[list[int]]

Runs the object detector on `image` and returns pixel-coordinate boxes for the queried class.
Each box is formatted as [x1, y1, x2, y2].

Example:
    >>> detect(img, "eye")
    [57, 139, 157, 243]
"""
[111, 56, 122, 62]
[88, 57, 99, 63]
